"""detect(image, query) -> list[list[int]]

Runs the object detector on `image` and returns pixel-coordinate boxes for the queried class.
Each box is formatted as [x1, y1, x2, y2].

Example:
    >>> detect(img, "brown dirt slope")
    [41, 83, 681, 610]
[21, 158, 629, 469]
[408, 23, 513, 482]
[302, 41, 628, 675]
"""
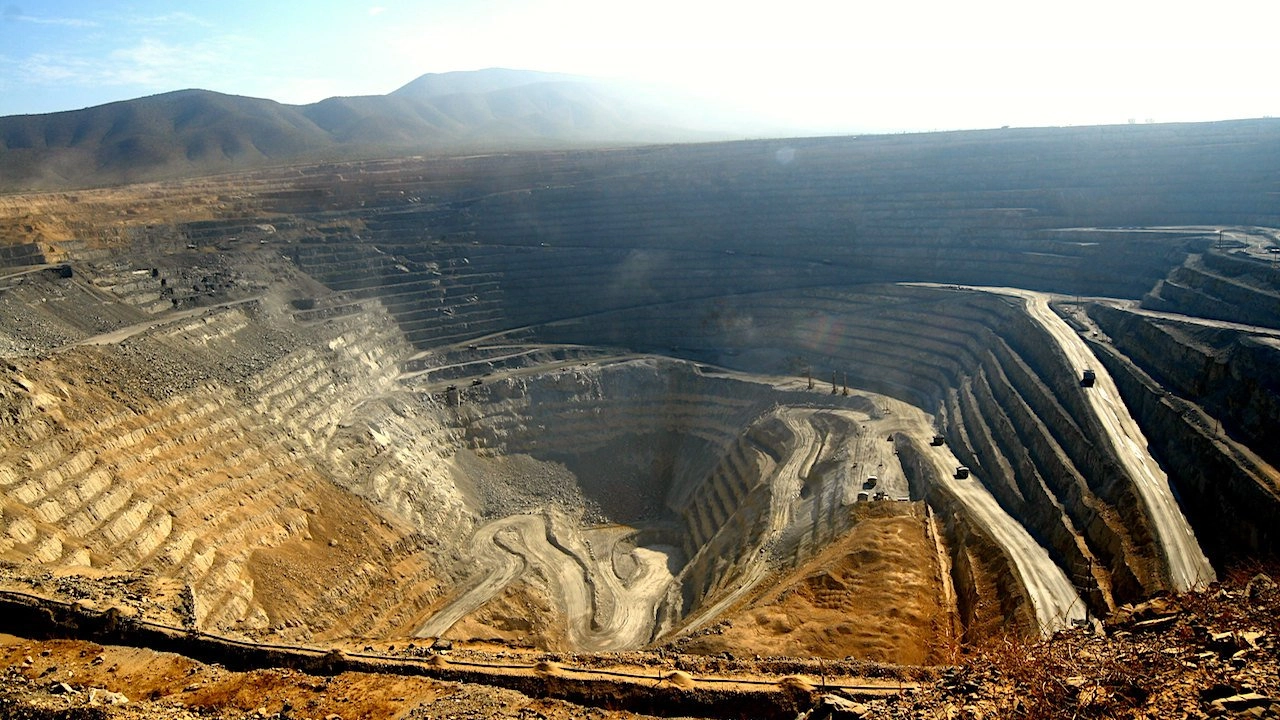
[3, 567, 1278, 719]
[675, 501, 957, 665]
[0, 634, 661, 719]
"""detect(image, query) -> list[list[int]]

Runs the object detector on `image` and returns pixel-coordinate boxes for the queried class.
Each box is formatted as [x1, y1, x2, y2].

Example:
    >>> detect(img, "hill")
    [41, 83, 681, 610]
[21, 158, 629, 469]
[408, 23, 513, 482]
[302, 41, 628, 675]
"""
[0, 69, 741, 192]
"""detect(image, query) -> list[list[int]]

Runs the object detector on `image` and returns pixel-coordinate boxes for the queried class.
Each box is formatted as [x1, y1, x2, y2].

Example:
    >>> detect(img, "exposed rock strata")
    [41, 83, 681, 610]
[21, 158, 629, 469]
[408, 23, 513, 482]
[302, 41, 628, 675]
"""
[1, 129, 1278, 662]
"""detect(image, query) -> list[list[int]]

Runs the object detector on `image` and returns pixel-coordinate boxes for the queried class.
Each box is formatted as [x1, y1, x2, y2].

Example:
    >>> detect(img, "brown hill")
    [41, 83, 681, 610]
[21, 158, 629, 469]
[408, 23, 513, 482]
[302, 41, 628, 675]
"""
[0, 69, 735, 192]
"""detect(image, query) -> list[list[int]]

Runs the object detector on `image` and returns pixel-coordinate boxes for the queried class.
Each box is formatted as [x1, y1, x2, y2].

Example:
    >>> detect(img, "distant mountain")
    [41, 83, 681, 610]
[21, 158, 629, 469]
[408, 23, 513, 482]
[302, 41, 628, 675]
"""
[0, 69, 764, 192]
[389, 68, 585, 99]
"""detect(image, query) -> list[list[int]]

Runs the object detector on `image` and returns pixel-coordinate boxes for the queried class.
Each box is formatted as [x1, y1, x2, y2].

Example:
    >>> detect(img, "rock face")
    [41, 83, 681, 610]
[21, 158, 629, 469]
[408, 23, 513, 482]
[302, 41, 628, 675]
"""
[0, 121, 1278, 662]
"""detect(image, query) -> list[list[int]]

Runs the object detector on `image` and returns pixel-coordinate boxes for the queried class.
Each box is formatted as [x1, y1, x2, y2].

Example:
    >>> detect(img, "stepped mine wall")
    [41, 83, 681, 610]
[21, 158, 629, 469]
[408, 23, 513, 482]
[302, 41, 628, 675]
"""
[948, 372, 1108, 612]
[673, 408, 851, 616]
[29, 123, 1279, 364]
[0, 265, 466, 639]
[523, 285, 1018, 411]
[307, 124, 1280, 309]
[1157, 261, 1280, 330]
[995, 308, 1170, 582]
[236, 124, 1280, 351]
[965, 351, 1130, 612]
[0, 242, 44, 268]
[1089, 304, 1280, 469]
[508, 284, 1184, 611]
[440, 360, 773, 523]
[6, 121, 1280, 652]
[1144, 278, 1230, 325]
[1085, 335, 1280, 563]
[1200, 250, 1280, 293]
[896, 437, 1038, 640]
[435, 360, 884, 613]
[985, 317, 1164, 597]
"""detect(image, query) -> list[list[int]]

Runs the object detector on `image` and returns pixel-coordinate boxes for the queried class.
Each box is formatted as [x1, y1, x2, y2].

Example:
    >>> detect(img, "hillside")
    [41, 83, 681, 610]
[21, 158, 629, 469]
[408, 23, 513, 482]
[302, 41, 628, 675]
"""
[0, 69, 736, 192]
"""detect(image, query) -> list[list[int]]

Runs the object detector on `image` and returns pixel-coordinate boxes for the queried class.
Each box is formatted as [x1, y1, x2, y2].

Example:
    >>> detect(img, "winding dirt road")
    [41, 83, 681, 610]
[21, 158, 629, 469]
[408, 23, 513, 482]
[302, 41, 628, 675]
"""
[875, 396, 1089, 634]
[970, 286, 1216, 591]
[676, 408, 831, 636]
[679, 398, 1086, 639]
[415, 513, 675, 651]
[60, 295, 263, 349]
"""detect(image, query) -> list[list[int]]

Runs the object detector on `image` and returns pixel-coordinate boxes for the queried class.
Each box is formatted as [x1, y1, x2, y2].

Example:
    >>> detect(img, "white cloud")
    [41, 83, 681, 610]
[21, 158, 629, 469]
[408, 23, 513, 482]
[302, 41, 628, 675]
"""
[2, 7, 97, 27]
[10, 34, 259, 97]
[16, 52, 98, 84]
[125, 11, 213, 29]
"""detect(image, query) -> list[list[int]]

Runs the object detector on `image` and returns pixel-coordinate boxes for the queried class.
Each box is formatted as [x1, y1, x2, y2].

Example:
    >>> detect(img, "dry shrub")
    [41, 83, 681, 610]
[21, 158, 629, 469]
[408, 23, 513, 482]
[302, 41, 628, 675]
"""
[533, 660, 562, 676]
[976, 628, 1175, 719]
[664, 670, 695, 689]
[778, 675, 816, 692]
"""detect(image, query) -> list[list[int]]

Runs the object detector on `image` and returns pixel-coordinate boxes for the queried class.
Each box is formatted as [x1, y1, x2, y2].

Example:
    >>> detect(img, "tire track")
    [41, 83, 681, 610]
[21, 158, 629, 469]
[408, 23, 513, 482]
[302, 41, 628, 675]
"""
[415, 513, 675, 650]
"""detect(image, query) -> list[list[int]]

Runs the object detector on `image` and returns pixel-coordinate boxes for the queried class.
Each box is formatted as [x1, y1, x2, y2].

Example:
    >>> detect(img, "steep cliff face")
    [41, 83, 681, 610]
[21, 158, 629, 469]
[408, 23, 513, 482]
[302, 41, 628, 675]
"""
[1082, 308, 1280, 563]
[1144, 249, 1280, 329]
[1090, 304, 1280, 469]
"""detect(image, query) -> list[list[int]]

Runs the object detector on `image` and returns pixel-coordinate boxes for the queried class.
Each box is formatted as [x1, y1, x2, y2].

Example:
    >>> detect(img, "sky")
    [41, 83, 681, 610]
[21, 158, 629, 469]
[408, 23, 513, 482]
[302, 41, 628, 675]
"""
[1, 0, 1278, 133]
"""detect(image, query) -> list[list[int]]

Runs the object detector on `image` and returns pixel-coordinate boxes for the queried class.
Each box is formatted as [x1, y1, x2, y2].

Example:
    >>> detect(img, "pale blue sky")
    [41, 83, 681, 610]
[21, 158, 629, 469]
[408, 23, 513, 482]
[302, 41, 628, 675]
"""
[2, 0, 1277, 132]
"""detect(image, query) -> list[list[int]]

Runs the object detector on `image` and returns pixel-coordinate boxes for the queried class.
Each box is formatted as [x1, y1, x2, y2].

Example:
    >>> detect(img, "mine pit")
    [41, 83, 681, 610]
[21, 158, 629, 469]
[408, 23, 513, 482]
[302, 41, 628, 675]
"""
[2, 125, 1280, 717]
[385, 358, 944, 656]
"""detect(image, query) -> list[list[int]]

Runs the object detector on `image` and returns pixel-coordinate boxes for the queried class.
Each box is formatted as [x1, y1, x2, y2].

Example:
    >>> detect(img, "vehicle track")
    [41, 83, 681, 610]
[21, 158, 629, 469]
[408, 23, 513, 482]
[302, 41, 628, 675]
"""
[1010, 289, 1215, 591]
[907, 282, 1216, 591]
[878, 396, 1089, 634]
[415, 513, 675, 651]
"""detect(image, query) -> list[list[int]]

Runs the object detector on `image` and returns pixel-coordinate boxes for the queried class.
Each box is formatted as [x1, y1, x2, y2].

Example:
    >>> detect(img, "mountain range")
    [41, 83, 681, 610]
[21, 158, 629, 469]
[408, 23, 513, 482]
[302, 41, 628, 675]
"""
[0, 69, 777, 192]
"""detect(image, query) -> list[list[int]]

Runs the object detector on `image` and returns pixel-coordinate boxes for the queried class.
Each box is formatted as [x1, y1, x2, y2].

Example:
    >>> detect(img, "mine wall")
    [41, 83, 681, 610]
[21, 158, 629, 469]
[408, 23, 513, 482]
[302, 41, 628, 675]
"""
[261, 126, 1280, 356]
[0, 277, 465, 639]
[287, 237, 513, 348]
[896, 437, 1038, 641]
[991, 310, 1168, 597]
[6, 122, 1280, 658]
[431, 361, 887, 623]
[509, 283, 1176, 619]
[671, 407, 864, 619]
[1083, 312, 1280, 563]
[439, 361, 783, 523]
[523, 285, 1015, 410]
[29, 126, 1268, 397]
[0, 242, 44, 269]
[958, 355, 1123, 614]
[1145, 251, 1280, 330]
[410, 126, 1280, 299]
[1089, 304, 1280, 470]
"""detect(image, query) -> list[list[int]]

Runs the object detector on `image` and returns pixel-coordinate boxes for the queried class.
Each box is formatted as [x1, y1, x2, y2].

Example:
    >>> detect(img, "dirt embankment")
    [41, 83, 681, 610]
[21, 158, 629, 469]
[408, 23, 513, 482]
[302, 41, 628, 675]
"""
[0, 588, 917, 720]
[5, 565, 1280, 720]
[674, 501, 957, 665]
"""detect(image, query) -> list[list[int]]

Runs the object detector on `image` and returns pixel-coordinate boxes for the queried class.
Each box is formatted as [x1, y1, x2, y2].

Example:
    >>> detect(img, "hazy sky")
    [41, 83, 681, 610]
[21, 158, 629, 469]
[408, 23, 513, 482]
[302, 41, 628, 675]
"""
[1, 0, 1277, 132]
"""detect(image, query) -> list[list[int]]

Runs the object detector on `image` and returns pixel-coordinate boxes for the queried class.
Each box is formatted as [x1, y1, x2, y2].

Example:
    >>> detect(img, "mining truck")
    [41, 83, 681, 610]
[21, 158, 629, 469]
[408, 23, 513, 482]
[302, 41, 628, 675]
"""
[954, 466, 970, 479]
[1081, 368, 1097, 387]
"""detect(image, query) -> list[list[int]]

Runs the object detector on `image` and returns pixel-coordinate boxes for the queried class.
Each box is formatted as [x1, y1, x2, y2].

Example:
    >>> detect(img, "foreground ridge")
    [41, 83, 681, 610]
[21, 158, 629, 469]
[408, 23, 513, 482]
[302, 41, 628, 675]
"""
[1, 567, 1276, 718]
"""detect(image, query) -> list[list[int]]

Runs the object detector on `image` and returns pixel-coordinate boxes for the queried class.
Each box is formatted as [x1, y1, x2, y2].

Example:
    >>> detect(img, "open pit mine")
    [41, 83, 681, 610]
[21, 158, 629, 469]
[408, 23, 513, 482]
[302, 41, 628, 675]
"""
[2, 120, 1280, 718]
